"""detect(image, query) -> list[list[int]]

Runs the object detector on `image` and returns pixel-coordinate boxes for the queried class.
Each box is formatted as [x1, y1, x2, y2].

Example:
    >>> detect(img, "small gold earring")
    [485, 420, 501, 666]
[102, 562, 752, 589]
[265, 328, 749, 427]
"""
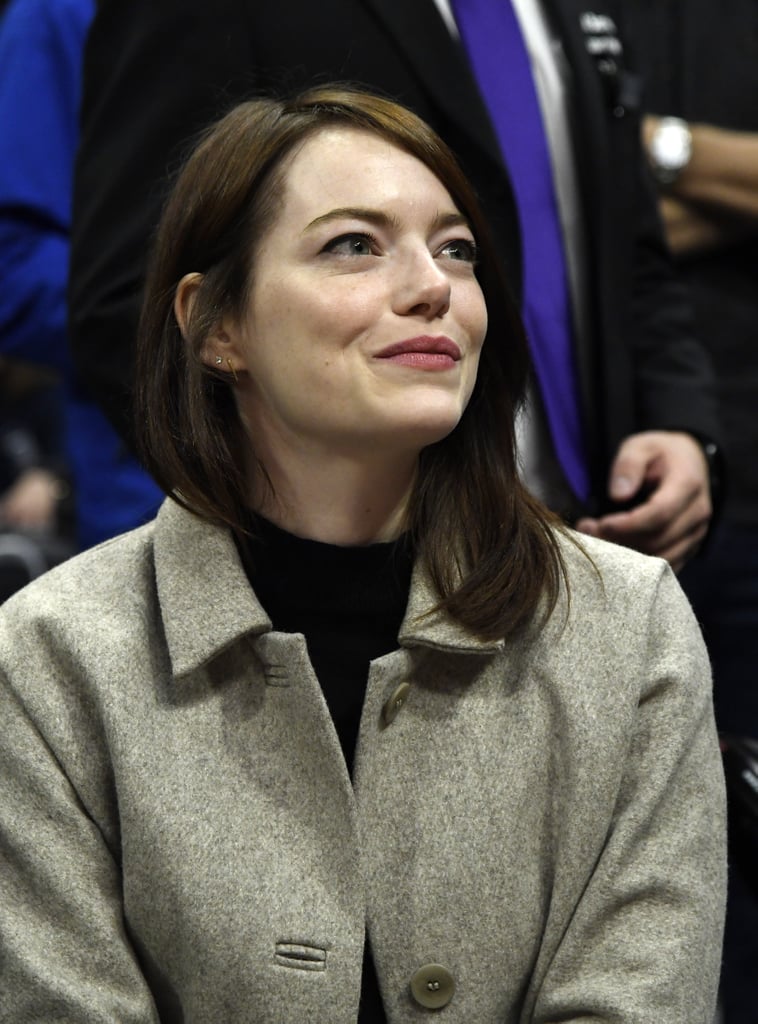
[214, 356, 223, 365]
[226, 358, 239, 384]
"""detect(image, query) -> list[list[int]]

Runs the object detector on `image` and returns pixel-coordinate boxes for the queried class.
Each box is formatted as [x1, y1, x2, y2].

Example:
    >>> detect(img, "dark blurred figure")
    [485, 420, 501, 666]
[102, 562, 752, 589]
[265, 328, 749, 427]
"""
[0, 0, 162, 552]
[627, 4, 758, 1021]
[0, 359, 75, 600]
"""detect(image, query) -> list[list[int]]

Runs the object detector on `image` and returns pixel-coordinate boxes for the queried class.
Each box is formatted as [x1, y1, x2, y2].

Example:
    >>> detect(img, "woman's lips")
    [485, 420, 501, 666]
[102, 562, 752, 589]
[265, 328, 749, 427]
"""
[375, 335, 461, 369]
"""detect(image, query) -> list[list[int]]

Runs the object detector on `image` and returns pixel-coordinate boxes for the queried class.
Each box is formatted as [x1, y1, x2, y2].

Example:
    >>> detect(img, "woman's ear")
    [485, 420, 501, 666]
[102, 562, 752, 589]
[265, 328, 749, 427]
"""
[174, 272, 235, 370]
[174, 272, 203, 341]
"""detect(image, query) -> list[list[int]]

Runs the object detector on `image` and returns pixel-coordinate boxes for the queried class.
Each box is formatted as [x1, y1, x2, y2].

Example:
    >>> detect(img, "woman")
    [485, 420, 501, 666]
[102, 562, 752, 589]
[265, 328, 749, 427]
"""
[0, 87, 725, 1022]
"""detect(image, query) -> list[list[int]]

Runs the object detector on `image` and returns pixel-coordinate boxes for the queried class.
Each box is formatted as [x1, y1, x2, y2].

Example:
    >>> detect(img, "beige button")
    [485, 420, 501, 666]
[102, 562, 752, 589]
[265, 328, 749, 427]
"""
[381, 682, 411, 726]
[409, 963, 455, 1009]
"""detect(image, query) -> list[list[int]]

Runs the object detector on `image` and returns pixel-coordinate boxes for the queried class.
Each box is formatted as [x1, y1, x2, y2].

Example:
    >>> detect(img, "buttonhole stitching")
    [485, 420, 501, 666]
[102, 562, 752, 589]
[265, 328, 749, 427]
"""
[274, 942, 328, 972]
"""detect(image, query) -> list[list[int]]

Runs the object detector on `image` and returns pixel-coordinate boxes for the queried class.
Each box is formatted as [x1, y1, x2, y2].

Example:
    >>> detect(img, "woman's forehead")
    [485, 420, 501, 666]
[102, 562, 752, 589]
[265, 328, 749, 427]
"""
[273, 126, 460, 224]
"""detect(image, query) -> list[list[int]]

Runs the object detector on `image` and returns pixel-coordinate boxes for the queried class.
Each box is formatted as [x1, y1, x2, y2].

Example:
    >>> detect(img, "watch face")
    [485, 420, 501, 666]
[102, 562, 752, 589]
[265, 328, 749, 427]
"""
[651, 118, 692, 180]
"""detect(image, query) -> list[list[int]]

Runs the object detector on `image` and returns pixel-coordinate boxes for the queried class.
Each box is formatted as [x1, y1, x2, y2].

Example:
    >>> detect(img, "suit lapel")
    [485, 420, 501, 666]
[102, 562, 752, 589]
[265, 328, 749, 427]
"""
[525, 0, 616, 470]
[361, 0, 504, 166]
[538, 0, 610, 203]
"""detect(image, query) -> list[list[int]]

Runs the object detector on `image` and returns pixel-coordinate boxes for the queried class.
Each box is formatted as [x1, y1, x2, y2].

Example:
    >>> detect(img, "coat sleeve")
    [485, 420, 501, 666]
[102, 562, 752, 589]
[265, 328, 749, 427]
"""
[0, 615, 160, 1021]
[527, 563, 727, 1023]
[629, 202, 716, 429]
[68, 0, 256, 445]
[623, 118, 722, 446]
[612, 2, 721, 448]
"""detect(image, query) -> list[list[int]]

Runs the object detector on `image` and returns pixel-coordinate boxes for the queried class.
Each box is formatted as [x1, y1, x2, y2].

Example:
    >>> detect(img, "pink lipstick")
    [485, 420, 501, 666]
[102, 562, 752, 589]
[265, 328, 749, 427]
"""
[375, 335, 461, 370]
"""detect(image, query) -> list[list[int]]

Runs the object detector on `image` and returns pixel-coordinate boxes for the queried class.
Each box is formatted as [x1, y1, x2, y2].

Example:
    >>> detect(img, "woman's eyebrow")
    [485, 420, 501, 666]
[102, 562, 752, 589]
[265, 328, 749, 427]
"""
[304, 207, 471, 233]
[304, 207, 398, 232]
[433, 211, 472, 232]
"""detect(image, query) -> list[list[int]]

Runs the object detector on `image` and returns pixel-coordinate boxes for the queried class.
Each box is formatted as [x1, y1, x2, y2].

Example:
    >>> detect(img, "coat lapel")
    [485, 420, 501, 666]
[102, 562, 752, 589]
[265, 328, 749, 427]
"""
[361, 0, 505, 167]
[538, 0, 610, 209]
[535, 0, 639, 464]
[539, 0, 643, 207]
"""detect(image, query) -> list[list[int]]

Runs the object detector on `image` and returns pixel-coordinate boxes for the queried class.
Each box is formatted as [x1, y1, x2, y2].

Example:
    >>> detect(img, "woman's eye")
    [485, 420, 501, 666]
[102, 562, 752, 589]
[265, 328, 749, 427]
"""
[439, 238, 478, 263]
[322, 233, 376, 256]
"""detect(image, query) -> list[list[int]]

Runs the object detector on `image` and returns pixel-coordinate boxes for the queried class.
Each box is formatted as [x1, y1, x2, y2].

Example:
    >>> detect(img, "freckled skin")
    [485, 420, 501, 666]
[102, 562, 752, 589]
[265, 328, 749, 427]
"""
[213, 127, 488, 465]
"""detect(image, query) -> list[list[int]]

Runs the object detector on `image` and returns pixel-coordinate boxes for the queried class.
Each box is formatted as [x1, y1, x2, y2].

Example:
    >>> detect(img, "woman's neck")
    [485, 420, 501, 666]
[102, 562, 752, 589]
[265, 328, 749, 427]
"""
[249, 446, 417, 547]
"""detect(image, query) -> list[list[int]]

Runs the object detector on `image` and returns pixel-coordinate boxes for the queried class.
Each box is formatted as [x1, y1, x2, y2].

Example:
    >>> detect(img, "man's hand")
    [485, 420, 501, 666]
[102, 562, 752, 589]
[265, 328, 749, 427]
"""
[575, 431, 711, 572]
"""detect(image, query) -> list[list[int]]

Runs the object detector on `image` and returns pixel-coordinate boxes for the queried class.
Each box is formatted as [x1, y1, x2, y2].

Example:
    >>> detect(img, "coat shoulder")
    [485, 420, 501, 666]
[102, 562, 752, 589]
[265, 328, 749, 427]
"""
[555, 527, 671, 605]
[546, 528, 704, 676]
[0, 519, 158, 630]
[0, 522, 163, 694]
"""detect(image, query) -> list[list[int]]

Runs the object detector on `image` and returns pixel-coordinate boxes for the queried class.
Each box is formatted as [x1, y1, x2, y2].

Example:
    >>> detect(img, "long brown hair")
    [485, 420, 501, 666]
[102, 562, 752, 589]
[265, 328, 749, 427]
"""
[135, 85, 567, 640]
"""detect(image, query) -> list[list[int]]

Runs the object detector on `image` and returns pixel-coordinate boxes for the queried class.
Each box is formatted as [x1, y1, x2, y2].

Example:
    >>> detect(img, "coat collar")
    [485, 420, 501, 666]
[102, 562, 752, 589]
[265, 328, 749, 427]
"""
[152, 499, 503, 680]
[400, 562, 505, 654]
[153, 499, 272, 679]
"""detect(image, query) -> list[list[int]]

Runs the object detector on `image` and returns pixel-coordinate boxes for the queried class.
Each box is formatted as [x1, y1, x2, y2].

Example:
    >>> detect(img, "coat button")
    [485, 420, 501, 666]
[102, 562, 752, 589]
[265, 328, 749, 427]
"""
[381, 682, 411, 726]
[409, 964, 455, 1009]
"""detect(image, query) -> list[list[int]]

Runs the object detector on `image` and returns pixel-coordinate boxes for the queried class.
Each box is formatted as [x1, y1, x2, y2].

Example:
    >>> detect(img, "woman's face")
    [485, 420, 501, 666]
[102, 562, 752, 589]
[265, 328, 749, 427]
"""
[210, 127, 487, 465]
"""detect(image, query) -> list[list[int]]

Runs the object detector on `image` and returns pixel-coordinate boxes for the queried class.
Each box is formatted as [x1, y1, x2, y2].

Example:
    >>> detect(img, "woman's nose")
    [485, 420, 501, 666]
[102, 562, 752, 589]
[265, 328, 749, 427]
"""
[393, 252, 451, 320]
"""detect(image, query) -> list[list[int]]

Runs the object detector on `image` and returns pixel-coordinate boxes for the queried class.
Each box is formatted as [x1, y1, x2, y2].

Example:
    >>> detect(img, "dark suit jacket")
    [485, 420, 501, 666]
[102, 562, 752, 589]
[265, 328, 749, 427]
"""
[625, 0, 758, 525]
[69, 0, 719, 513]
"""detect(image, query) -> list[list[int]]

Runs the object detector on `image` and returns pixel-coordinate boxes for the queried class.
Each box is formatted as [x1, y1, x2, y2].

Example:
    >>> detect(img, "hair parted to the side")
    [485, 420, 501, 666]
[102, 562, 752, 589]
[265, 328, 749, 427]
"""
[135, 84, 569, 641]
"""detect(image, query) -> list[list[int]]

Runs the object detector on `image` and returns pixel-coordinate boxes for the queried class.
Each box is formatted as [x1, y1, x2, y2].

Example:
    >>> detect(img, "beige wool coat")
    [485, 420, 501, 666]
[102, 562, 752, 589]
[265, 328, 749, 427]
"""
[0, 499, 726, 1023]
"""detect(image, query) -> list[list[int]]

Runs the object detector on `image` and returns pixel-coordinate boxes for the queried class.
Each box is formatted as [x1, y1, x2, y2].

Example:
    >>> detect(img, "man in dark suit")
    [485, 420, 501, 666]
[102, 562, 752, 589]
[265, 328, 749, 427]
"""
[69, 0, 721, 567]
[627, 2, 758, 1019]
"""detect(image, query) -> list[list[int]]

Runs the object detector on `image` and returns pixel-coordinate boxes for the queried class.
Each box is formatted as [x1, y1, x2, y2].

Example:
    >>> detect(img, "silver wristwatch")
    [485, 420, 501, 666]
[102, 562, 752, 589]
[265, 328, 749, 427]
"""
[648, 117, 693, 186]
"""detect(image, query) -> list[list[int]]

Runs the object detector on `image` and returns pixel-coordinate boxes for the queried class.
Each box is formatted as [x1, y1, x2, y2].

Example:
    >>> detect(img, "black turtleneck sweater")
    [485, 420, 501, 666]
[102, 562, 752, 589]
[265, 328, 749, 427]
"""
[238, 516, 414, 1022]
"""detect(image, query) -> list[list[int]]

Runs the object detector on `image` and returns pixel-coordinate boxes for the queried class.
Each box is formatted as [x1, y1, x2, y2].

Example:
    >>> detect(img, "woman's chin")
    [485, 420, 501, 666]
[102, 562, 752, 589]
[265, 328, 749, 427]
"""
[377, 409, 465, 454]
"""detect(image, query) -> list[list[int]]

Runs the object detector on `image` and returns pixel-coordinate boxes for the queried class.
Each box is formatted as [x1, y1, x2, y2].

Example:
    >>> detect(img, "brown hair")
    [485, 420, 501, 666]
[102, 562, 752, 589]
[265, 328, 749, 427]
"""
[135, 85, 568, 640]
